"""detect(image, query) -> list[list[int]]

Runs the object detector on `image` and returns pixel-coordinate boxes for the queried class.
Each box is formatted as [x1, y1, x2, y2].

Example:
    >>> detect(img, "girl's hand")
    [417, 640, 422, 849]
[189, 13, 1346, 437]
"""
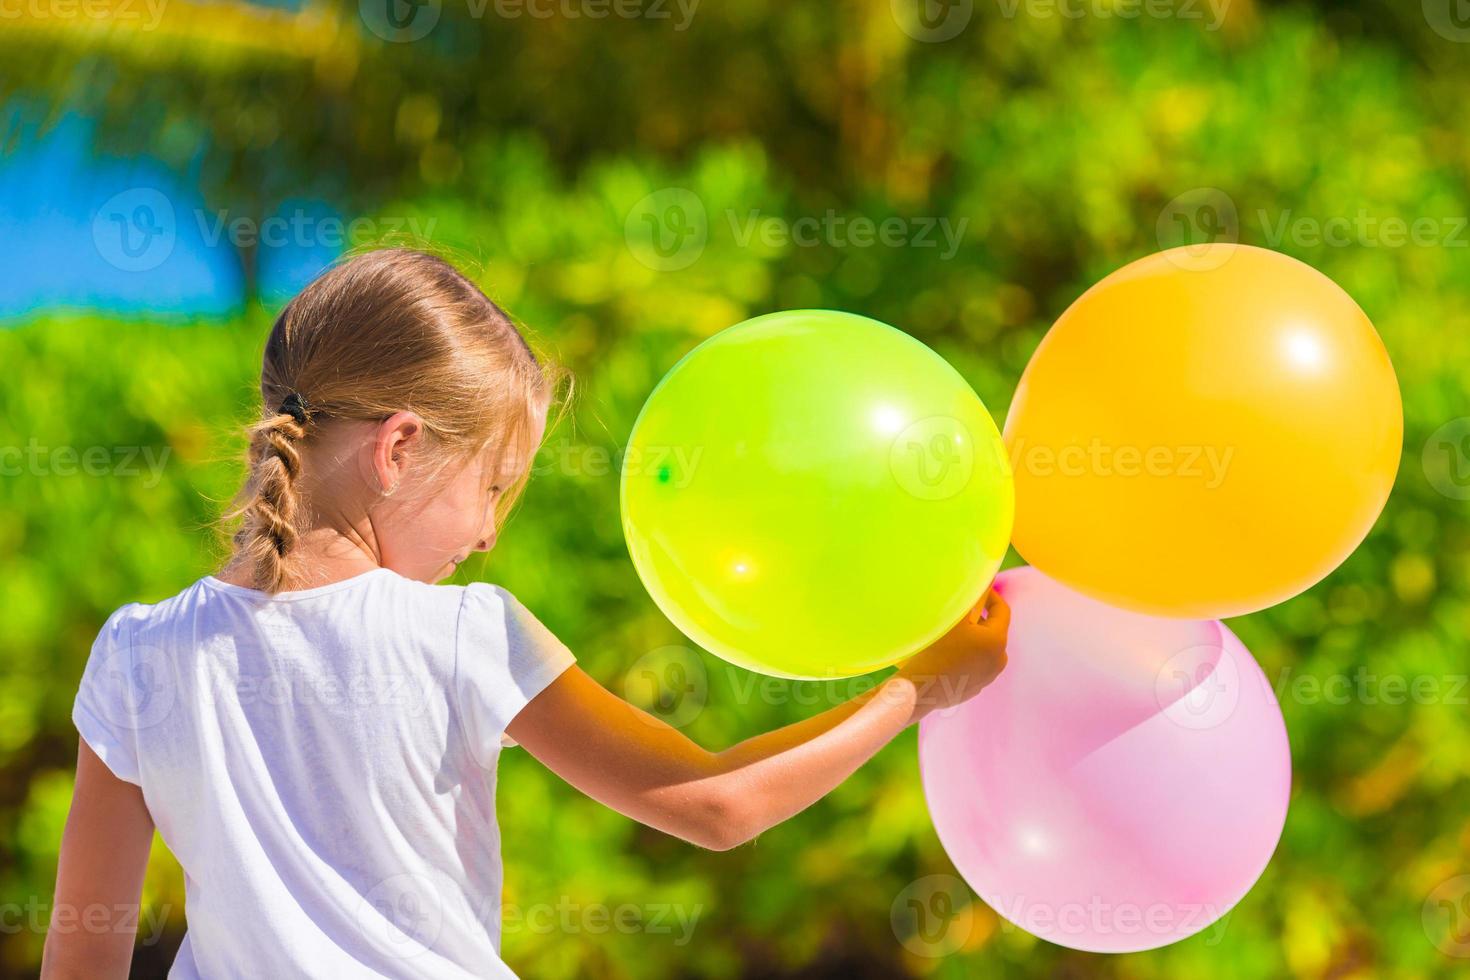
[896, 588, 1010, 722]
[508, 588, 1009, 851]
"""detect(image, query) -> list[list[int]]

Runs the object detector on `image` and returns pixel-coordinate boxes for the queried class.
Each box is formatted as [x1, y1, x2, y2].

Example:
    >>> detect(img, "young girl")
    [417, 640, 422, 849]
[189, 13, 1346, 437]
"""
[42, 248, 1009, 979]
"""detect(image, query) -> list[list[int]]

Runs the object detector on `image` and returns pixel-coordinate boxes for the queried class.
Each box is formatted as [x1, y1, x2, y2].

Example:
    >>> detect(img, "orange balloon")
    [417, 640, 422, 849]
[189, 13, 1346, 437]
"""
[1003, 244, 1402, 619]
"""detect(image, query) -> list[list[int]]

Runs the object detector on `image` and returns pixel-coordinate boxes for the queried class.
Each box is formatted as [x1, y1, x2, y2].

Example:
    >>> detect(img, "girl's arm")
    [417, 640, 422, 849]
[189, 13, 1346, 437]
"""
[508, 591, 1009, 851]
[41, 742, 155, 980]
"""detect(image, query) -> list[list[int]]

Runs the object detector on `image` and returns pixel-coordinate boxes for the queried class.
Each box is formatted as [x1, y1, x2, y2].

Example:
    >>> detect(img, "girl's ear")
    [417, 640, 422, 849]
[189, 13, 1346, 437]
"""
[373, 411, 425, 496]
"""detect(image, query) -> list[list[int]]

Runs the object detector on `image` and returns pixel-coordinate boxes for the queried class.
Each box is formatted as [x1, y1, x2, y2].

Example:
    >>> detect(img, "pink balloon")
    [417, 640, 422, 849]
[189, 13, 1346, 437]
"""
[918, 567, 1291, 953]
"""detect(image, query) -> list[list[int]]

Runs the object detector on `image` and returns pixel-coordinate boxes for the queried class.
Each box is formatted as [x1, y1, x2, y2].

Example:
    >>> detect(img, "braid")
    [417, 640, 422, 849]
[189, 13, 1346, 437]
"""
[228, 411, 308, 591]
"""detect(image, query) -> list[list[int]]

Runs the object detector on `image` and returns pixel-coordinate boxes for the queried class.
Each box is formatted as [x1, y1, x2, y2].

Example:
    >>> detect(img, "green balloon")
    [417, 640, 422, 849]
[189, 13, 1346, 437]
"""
[621, 310, 1014, 679]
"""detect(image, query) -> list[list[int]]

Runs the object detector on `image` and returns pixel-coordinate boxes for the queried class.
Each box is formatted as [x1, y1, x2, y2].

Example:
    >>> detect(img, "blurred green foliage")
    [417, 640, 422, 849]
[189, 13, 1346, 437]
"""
[2, 1, 1470, 977]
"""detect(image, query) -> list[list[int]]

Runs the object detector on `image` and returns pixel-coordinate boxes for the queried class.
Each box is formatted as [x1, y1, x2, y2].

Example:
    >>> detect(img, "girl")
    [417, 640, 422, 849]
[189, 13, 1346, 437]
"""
[42, 248, 1009, 979]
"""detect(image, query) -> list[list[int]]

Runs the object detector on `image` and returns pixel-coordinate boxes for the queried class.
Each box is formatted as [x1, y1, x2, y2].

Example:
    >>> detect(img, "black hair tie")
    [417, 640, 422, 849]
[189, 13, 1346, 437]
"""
[278, 392, 311, 426]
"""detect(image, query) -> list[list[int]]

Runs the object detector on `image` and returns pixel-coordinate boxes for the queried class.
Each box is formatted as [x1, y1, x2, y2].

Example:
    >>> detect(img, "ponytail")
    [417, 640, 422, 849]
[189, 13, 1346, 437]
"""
[227, 404, 309, 592]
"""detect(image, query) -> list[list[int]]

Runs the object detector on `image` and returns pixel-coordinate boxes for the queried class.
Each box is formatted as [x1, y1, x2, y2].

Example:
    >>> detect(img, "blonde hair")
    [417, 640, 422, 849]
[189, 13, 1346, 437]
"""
[225, 248, 560, 593]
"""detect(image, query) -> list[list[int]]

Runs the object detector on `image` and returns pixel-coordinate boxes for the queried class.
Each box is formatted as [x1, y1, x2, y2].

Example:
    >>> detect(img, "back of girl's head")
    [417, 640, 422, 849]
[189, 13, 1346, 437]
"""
[227, 248, 558, 593]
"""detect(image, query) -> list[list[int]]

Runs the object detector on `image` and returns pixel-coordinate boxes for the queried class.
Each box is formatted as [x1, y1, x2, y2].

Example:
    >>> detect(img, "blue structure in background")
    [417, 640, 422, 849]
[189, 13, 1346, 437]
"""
[0, 113, 340, 323]
[253, 198, 350, 310]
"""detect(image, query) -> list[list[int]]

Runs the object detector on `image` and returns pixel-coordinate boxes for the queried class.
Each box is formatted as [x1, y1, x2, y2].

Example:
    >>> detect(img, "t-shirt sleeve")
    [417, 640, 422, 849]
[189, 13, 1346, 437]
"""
[454, 583, 576, 767]
[72, 604, 146, 786]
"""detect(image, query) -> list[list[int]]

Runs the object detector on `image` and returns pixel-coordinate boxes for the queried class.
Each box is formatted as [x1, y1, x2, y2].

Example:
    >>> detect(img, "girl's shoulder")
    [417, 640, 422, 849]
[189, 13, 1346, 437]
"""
[88, 570, 540, 656]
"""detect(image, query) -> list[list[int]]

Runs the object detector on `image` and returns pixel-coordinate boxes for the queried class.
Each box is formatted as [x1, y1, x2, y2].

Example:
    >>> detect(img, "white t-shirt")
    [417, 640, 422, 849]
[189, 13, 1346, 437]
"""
[72, 567, 576, 979]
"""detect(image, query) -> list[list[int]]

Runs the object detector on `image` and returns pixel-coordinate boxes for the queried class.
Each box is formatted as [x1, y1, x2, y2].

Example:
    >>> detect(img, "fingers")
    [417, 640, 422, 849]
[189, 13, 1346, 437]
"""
[965, 590, 989, 625]
[980, 589, 1010, 631]
[965, 587, 1000, 624]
